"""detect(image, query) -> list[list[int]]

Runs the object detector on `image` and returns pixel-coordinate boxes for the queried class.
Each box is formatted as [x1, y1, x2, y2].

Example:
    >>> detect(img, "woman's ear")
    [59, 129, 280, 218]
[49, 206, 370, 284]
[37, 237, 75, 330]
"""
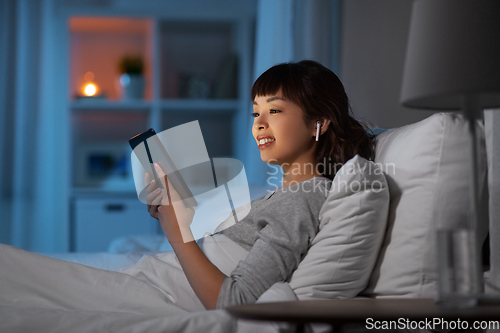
[319, 119, 331, 135]
[313, 119, 330, 141]
[314, 119, 331, 136]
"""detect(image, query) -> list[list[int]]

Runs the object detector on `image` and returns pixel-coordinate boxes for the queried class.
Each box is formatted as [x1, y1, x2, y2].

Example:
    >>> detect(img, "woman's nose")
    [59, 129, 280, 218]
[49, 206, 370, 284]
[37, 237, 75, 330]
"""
[253, 117, 267, 130]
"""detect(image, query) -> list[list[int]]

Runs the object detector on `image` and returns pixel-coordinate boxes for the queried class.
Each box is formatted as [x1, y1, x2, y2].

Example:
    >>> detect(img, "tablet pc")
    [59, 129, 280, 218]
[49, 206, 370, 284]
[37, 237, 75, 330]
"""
[129, 128, 197, 208]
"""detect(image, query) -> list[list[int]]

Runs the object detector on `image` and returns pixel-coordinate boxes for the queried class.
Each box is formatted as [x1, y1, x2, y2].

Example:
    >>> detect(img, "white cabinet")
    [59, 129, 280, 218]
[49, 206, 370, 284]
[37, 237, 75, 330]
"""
[73, 196, 159, 252]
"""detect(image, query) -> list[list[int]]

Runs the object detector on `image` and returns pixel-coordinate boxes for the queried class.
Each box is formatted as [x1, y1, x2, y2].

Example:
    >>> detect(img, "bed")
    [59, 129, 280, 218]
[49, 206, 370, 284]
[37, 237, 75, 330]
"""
[1, 112, 498, 333]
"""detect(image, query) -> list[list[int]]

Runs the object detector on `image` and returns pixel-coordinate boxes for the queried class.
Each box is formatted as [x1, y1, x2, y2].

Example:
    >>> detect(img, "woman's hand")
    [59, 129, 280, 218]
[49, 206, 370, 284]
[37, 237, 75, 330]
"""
[145, 172, 162, 220]
[150, 164, 226, 310]
[154, 163, 195, 244]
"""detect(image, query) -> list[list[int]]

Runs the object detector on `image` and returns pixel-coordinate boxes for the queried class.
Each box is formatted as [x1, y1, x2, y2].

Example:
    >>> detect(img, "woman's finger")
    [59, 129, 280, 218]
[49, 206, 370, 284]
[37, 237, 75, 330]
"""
[163, 175, 173, 206]
[145, 173, 161, 219]
[153, 164, 174, 203]
[146, 179, 157, 193]
[153, 164, 167, 188]
[151, 192, 163, 206]
[165, 174, 174, 199]
[153, 165, 181, 203]
[146, 186, 161, 203]
[148, 205, 159, 219]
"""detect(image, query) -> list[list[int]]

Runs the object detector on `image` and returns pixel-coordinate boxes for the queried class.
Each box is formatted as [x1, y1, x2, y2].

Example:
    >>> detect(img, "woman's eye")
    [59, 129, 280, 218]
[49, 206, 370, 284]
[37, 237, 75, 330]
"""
[270, 109, 281, 114]
[251, 112, 259, 117]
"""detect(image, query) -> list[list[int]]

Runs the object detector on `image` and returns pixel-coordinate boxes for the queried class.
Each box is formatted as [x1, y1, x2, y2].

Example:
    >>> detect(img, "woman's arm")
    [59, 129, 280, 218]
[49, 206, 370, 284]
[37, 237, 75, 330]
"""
[153, 164, 227, 310]
[166, 238, 227, 310]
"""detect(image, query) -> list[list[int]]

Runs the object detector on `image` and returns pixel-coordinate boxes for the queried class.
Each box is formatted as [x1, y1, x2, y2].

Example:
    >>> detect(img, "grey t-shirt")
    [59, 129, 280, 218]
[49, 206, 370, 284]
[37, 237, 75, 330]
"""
[216, 176, 332, 308]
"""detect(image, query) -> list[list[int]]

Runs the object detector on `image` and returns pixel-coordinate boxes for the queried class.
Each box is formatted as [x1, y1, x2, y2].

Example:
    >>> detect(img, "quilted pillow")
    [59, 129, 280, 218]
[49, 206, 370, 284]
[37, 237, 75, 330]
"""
[289, 155, 389, 299]
[362, 112, 488, 298]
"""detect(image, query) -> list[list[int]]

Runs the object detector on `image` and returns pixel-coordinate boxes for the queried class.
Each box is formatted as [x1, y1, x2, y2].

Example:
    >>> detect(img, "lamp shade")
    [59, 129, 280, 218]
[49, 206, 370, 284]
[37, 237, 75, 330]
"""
[400, 0, 500, 110]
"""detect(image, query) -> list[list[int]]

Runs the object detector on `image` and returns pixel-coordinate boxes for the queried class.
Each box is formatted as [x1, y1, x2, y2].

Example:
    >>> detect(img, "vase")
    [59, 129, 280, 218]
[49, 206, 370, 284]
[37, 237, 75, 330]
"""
[120, 73, 145, 99]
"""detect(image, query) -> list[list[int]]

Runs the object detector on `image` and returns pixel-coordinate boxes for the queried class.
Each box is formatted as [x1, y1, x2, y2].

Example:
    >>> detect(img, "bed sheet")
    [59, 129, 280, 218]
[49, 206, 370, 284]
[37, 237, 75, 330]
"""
[0, 306, 236, 333]
[1, 235, 299, 333]
[0, 284, 298, 333]
[42, 252, 144, 271]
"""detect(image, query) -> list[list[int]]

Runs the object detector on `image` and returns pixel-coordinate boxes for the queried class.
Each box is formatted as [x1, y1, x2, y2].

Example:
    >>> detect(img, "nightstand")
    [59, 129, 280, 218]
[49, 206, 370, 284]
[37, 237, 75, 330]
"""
[227, 298, 500, 333]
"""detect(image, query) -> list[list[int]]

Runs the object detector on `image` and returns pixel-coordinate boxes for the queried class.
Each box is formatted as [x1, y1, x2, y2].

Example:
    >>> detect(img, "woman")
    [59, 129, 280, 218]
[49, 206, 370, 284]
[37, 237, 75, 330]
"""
[141, 60, 374, 310]
[0, 60, 372, 318]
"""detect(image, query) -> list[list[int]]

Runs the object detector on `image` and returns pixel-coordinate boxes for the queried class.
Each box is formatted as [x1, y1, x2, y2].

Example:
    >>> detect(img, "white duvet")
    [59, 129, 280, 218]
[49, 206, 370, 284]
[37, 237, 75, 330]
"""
[0, 235, 298, 333]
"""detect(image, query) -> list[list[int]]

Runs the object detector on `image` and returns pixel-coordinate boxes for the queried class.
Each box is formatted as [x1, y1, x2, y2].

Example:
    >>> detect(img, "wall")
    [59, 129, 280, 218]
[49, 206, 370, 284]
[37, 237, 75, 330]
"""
[339, 0, 429, 128]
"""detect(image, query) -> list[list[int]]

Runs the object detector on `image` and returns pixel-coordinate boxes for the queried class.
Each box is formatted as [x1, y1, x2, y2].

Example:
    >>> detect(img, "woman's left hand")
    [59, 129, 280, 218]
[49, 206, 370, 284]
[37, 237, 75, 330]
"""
[154, 163, 195, 244]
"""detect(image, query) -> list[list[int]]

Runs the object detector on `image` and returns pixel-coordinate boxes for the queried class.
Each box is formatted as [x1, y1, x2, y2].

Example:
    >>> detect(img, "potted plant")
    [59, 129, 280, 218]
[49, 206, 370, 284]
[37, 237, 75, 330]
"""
[118, 55, 145, 99]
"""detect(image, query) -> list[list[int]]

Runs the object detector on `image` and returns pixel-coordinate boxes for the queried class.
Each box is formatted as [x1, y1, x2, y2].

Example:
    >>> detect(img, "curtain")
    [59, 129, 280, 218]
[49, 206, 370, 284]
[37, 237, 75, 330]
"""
[0, 0, 16, 246]
[0, 0, 69, 252]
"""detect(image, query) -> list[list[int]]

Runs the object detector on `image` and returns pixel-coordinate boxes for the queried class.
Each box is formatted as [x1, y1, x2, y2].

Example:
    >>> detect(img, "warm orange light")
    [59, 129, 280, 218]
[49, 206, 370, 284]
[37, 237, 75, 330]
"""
[83, 83, 97, 96]
[84, 71, 95, 82]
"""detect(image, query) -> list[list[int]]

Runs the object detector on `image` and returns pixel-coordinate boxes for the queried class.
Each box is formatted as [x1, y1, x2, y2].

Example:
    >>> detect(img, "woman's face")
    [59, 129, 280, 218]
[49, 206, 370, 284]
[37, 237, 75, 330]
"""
[252, 90, 317, 166]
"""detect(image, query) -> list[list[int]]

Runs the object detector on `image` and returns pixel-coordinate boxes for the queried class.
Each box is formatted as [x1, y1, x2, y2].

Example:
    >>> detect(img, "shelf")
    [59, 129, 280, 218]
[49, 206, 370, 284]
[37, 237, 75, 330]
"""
[69, 16, 246, 194]
[60, 3, 255, 255]
[71, 99, 152, 111]
[159, 99, 239, 111]
[69, 17, 153, 100]
[71, 98, 239, 112]
[159, 22, 237, 100]
[72, 187, 138, 198]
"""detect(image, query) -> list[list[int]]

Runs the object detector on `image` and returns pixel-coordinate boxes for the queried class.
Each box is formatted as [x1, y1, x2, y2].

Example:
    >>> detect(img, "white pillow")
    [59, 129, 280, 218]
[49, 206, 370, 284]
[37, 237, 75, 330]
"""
[289, 155, 389, 299]
[363, 112, 488, 298]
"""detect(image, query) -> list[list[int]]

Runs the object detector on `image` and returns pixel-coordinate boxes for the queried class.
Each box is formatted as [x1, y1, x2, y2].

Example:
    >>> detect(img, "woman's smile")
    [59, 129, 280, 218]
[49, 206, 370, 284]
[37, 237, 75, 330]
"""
[257, 136, 275, 149]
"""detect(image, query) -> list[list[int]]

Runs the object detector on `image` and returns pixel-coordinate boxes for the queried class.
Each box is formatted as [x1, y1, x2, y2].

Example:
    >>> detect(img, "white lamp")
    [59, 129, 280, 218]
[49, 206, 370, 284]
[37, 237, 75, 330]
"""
[400, 0, 500, 306]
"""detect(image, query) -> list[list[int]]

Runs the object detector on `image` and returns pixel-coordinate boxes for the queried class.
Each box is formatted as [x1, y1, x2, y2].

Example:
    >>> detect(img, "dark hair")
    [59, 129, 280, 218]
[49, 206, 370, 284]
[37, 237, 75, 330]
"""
[251, 60, 374, 180]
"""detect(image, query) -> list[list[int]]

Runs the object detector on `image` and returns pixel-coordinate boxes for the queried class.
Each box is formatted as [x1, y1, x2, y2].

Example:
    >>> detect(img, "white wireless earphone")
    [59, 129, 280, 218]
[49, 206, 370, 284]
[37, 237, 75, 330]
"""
[315, 121, 321, 141]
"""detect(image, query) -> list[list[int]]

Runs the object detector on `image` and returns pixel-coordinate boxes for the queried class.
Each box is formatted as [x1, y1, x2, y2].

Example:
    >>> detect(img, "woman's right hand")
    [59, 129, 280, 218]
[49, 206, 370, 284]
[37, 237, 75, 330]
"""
[145, 172, 162, 220]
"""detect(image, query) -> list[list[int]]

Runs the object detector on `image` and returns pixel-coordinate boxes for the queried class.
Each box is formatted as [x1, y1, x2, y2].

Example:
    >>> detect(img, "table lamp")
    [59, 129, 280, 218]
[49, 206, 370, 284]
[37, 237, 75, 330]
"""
[400, 0, 500, 306]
